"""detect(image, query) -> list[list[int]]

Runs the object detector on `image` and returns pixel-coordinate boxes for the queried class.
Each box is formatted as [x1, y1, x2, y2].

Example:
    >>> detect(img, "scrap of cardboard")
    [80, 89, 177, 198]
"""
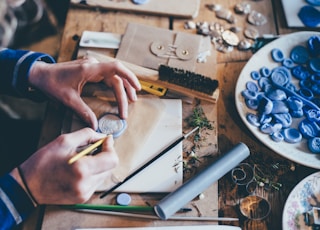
[69, 96, 183, 193]
[116, 22, 211, 72]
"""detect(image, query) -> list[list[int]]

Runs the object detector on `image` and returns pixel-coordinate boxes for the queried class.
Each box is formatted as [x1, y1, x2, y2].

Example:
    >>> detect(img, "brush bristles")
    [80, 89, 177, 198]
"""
[158, 65, 218, 95]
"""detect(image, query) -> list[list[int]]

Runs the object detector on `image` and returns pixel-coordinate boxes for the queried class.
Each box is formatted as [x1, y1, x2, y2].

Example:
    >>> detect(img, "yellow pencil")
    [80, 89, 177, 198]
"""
[68, 137, 107, 164]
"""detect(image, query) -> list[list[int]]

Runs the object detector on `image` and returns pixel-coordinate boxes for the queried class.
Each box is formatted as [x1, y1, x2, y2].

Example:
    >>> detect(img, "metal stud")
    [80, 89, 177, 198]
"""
[248, 10, 268, 26]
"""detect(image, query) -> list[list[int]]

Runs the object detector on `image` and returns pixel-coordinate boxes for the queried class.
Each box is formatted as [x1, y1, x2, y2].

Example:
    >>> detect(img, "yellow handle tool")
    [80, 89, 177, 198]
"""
[140, 80, 167, 97]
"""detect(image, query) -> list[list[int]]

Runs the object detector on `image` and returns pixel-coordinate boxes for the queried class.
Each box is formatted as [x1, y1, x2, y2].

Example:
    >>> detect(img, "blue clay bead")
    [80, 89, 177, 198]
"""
[260, 67, 271, 77]
[290, 45, 310, 64]
[271, 48, 285, 62]
[282, 58, 295, 69]
[246, 99, 259, 110]
[271, 66, 291, 86]
[309, 58, 320, 74]
[287, 96, 303, 110]
[281, 128, 302, 143]
[291, 65, 310, 80]
[250, 70, 261, 80]
[271, 132, 284, 142]
[266, 89, 287, 100]
[308, 137, 320, 153]
[299, 119, 320, 139]
[271, 100, 289, 114]
[246, 81, 259, 92]
[258, 96, 273, 114]
[273, 113, 292, 128]
[246, 113, 260, 127]
[298, 5, 320, 28]
[308, 35, 320, 56]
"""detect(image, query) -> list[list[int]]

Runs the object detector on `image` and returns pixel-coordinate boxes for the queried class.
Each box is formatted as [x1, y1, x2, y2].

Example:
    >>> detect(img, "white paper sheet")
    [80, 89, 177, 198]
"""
[69, 97, 183, 193]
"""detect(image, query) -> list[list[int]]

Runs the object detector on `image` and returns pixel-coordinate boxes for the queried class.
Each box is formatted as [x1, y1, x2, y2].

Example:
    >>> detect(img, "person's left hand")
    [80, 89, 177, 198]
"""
[28, 57, 141, 130]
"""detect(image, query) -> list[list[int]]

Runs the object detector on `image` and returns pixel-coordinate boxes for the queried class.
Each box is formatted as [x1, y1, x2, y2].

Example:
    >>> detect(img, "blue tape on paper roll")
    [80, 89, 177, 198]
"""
[154, 142, 250, 220]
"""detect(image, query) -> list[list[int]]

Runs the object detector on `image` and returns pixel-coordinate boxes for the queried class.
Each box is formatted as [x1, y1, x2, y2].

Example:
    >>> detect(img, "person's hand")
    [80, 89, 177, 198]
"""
[11, 128, 118, 204]
[28, 57, 141, 130]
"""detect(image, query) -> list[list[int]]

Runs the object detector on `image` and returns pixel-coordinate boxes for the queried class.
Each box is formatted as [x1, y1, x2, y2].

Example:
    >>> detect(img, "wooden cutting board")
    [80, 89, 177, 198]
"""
[70, 0, 200, 19]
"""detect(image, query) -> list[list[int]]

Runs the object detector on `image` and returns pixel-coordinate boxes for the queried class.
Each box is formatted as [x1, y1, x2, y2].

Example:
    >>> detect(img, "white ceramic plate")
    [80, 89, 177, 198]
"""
[235, 31, 320, 169]
[282, 171, 320, 229]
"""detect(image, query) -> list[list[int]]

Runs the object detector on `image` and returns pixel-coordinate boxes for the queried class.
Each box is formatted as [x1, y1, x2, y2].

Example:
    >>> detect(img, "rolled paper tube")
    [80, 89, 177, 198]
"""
[154, 142, 250, 220]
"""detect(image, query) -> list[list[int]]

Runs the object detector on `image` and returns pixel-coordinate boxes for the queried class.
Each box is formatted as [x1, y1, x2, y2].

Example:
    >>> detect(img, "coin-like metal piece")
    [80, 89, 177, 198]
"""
[216, 8, 231, 19]
[98, 113, 127, 138]
[184, 20, 196, 29]
[222, 30, 240, 46]
[244, 27, 259, 40]
[234, 2, 251, 14]
[238, 39, 252, 50]
[206, 4, 222, 12]
[229, 26, 242, 33]
[248, 10, 267, 26]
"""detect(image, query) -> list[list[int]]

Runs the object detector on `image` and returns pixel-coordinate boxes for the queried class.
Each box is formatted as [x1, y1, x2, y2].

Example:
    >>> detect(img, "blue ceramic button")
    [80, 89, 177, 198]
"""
[266, 89, 287, 101]
[241, 89, 258, 100]
[260, 67, 271, 77]
[291, 65, 310, 80]
[299, 119, 320, 139]
[251, 70, 261, 80]
[290, 45, 309, 64]
[271, 100, 289, 114]
[299, 87, 314, 100]
[271, 132, 284, 142]
[287, 96, 303, 110]
[271, 66, 291, 86]
[258, 95, 273, 114]
[308, 137, 320, 153]
[308, 35, 320, 56]
[259, 114, 272, 124]
[246, 99, 259, 110]
[271, 48, 285, 62]
[309, 58, 320, 74]
[273, 113, 292, 128]
[246, 113, 260, 127]
[246, 81, 259, 92]
[281, 128, 302, 143]
[258, 77, 272, 92]
[282, 58, 295, 69]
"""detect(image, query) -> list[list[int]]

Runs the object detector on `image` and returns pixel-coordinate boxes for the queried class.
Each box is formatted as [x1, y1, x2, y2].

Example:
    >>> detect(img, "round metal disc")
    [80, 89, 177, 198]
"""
[98, 113, 127, 138]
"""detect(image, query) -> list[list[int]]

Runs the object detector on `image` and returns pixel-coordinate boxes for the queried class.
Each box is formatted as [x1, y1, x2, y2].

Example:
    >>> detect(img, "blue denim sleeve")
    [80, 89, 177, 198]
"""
[0, 174, 35, 230]
[0, 48, 56, 101]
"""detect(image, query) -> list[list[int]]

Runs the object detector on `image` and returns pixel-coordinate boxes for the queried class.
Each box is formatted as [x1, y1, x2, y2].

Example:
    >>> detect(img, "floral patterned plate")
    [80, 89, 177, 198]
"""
[282, 171, 320, 229]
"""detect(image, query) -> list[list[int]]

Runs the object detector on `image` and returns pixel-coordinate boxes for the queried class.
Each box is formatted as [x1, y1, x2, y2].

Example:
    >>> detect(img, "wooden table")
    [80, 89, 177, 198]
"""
[23, 0, 320, 229]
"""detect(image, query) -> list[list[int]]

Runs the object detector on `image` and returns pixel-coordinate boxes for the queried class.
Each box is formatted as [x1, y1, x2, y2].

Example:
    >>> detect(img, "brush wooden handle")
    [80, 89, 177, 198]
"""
[86, 51, 159, 81]
[86, 51, 218, 103]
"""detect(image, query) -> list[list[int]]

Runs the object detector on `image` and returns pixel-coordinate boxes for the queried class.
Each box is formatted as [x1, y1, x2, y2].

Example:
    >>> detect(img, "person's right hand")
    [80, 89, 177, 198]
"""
[12, 128, 118, 204]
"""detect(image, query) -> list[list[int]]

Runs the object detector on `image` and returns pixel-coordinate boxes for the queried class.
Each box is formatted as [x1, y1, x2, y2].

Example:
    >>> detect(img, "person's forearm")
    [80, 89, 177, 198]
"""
[0, 171, 36, 230]
[0, 48, 55, 101]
